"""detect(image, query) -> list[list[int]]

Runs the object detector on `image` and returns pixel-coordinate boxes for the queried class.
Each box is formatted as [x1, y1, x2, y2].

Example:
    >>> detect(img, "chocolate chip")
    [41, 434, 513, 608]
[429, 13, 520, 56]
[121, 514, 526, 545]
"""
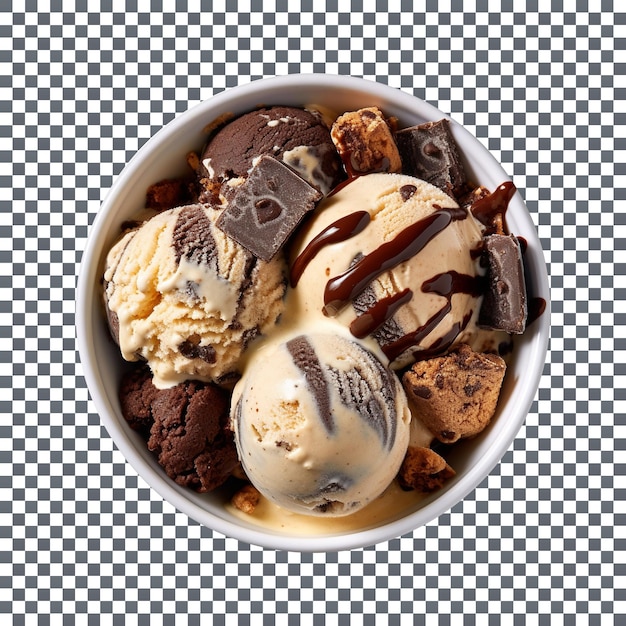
[464, 381, 482, 397]
[360, 109, 377, 120]
[179, 339, 217, 364]
[411, 384, 432, 399]
[400, 184, 417, 201]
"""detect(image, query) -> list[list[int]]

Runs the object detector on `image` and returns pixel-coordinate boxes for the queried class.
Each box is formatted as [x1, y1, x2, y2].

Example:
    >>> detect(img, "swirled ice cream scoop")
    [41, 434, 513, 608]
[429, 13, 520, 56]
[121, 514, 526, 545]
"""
[231, 333, 411, 517]
[103, 203, 287, 388]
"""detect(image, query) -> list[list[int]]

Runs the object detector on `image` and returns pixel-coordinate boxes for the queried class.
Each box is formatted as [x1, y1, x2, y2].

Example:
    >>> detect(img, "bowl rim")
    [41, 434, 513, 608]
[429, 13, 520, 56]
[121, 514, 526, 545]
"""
[76, 73, 550, 552]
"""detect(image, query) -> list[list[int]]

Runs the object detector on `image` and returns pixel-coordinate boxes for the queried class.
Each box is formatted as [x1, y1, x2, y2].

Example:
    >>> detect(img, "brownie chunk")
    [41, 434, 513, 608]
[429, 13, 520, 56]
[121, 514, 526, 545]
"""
[119, 366, 159, 438]
[146, 177, 196, 210]
[119, 366, 238, 492]
[402, 344, 506, 444]
[394, 119, 468, 200]
[398, 446, 456, 492]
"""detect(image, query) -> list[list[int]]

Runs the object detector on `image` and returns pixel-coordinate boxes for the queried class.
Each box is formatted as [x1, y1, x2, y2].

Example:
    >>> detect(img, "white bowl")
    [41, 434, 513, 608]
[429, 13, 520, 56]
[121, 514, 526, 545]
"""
[76, 74, 550, 552]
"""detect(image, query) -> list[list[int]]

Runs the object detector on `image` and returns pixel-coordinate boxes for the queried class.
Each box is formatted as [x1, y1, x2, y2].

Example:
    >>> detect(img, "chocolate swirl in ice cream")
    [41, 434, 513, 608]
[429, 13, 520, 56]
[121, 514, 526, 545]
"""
[286, 334, 399, 450]
[286, 335, 334, 434]
[173, 204, 218, 267]
[103, 203, 286, 387]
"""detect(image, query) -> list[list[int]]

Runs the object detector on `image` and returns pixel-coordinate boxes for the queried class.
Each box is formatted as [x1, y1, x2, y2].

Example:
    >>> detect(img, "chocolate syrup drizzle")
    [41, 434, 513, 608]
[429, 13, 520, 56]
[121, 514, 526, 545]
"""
[350, 288, 413, 339]
[323, 206, 467, 316]
[381, 271, 483, 362]
[290, 211, 371, 288]
[471, 180, 516, 232]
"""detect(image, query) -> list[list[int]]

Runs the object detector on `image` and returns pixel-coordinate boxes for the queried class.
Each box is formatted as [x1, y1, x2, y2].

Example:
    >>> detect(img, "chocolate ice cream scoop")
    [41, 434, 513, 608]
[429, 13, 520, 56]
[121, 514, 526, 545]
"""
[199, 106, 344, 200]
[119, 366, 238, 493]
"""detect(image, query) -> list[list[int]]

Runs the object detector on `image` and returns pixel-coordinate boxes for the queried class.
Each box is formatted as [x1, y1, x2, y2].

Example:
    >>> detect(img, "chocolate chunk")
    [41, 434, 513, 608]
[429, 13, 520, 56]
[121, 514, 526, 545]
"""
[394, 119, 468, 200]
[217, 155, 322, 261]
[179, 338, 217, 364]
[399, 184, 417, 201]
[478, 234, 528, 334]
[410, 385, 432, 399]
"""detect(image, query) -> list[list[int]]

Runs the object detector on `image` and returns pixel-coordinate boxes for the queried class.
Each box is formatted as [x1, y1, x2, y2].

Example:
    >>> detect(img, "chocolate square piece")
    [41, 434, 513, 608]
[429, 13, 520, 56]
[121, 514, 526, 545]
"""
[394, 119, 468, 200]
[216, 155, 322, 261]
[478, 233, 528, 334]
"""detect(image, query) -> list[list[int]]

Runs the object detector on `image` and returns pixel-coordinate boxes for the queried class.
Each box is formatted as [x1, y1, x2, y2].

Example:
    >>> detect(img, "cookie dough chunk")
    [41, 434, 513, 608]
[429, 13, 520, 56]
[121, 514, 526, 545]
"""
[331, 107, 402, 175]
[231, 484, 261, 514]
[398, 446, 456, 492]
[402, 344, 506, 443]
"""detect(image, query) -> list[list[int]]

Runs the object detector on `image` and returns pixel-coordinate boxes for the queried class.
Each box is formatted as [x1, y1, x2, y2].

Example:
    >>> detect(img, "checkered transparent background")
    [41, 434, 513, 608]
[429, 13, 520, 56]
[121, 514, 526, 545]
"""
[3, 1, 624, 622]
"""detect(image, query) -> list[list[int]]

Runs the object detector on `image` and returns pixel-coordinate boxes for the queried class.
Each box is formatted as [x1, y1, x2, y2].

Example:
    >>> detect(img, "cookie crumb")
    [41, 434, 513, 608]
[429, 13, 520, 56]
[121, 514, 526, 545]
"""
[398, 446, 456, 492]
[232, 484, 261, 514]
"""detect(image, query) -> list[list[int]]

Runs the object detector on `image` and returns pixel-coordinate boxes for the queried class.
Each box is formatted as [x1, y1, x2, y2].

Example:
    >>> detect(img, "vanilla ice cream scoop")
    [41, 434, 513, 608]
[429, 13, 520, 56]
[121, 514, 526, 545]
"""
[290, 173, 495, 368]
[103, 203, 287, 388]
[231, 333, 411, 517]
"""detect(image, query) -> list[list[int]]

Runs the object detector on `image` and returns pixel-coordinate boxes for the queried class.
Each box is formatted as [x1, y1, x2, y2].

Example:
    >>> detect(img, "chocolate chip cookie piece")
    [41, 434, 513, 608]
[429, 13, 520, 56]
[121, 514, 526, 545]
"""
[402, 343, 506, 444]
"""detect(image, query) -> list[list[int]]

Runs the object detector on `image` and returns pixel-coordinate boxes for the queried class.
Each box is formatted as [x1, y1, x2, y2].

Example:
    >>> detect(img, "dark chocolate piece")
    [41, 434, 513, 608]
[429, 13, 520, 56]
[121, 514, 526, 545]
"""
[394, 119, 468, 200]
[478, 234, 528, 334]
[216, 155, 322, 261]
